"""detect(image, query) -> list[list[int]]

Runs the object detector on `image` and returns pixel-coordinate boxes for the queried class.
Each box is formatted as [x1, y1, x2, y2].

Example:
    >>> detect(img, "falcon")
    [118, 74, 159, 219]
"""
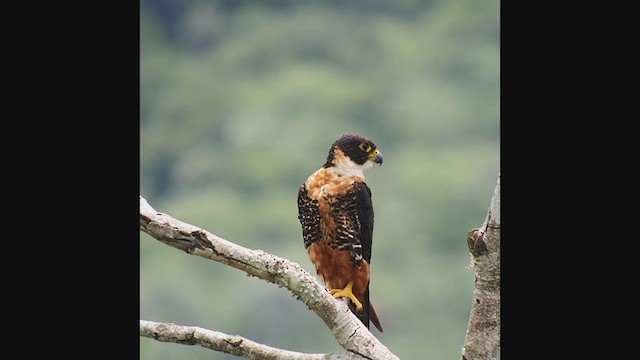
[297, 133, 384, 332]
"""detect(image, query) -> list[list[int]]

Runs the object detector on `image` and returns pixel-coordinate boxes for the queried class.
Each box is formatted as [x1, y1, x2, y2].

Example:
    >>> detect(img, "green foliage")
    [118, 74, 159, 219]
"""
[140, 1, 499, 359]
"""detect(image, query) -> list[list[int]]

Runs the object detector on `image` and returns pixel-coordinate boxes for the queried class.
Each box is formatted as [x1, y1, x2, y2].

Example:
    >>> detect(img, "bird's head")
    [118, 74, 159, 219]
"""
[323, 133, 383, 173]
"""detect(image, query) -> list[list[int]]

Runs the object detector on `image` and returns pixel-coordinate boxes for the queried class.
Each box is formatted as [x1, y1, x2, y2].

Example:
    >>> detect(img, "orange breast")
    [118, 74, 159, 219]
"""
[305, 166, 364, 200]
[308, 242, 370, 303]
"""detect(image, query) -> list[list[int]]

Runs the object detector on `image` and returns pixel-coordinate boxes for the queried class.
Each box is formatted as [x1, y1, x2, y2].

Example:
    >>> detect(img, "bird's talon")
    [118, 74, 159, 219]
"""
[329, 281, 363, 311]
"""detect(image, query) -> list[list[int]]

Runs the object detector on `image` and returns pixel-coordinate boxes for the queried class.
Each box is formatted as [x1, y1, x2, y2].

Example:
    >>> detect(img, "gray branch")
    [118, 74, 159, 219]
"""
[139, 320, 365, 360]
[461, 174, 500, 360]
[140, 196, 399, 360]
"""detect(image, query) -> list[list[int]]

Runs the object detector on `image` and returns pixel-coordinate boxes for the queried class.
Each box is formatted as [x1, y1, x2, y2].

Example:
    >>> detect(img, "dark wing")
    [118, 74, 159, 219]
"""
[345, 182, 382, 332]
[332, 182, 374, 267]
[297, 184, 321, 249]
[354, 182, 374, 263]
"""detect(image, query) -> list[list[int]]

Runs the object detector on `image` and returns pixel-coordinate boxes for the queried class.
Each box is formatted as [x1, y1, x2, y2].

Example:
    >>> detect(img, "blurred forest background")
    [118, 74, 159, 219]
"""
[140, 0, 499, 359]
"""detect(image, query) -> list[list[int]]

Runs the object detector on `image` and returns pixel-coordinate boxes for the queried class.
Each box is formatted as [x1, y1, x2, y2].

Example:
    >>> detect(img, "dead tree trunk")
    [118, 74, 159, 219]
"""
[461, 174, 500, 360]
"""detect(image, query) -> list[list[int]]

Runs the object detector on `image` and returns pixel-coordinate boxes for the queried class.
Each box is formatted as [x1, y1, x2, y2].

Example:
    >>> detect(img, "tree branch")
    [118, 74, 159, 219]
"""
[461, 174, 500, 360]
[140, 319, 367, 359]
[140, 196, 399, 360]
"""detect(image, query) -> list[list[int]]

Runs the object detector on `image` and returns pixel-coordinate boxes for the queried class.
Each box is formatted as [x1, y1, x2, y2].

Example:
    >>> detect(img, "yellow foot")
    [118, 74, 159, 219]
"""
[329, 281, 363, 311]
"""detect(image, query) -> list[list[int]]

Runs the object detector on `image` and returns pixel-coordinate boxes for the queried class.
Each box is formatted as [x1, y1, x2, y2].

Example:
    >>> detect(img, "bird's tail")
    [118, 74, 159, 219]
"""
[351, 286, 383, 333]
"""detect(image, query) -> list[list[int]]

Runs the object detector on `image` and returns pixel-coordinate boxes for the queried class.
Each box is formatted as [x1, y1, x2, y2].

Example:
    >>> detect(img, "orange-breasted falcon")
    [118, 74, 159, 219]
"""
[297, 133, 383, 332]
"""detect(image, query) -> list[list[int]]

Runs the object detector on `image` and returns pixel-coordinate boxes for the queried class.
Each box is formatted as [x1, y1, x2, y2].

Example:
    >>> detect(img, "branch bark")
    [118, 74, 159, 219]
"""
[139, 196, 399, 360]
[139, 320, 365, 360]
[461, 174, 500, 360]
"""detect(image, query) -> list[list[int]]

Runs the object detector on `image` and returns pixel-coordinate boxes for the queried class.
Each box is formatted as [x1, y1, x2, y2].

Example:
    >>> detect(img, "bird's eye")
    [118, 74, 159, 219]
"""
[359, 143, 372, 152]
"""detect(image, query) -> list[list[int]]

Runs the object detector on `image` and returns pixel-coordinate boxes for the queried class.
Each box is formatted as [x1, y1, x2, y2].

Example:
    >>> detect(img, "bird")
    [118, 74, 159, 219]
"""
[297, 133, 384, 332]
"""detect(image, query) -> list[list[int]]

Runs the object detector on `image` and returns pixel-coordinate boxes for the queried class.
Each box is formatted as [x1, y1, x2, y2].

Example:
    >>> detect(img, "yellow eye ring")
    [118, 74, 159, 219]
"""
[359, 143, 372, 153]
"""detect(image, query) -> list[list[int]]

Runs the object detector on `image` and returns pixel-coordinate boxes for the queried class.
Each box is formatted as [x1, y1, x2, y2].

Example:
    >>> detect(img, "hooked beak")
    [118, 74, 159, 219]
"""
[369, 150, 383, 166]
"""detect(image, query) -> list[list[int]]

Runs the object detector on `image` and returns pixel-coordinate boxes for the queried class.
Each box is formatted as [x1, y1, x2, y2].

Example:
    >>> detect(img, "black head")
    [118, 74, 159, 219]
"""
[323, 133, 383, 168]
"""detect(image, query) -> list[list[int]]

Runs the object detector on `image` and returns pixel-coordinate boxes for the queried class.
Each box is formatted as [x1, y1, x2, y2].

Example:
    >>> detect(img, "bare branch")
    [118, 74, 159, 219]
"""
[461, 174, 500, 360]
[140, 196, 399, 360]
[140, 320, 366, 360]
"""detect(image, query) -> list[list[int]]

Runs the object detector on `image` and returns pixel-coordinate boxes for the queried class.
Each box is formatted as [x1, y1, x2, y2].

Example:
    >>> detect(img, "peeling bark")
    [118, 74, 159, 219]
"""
[140, 197, 398, 360]
[461, 174, 500, 360]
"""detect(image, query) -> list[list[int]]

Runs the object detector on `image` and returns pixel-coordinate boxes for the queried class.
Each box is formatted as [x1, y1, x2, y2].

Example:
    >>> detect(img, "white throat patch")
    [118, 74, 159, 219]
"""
[329, 149, 372, 178]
